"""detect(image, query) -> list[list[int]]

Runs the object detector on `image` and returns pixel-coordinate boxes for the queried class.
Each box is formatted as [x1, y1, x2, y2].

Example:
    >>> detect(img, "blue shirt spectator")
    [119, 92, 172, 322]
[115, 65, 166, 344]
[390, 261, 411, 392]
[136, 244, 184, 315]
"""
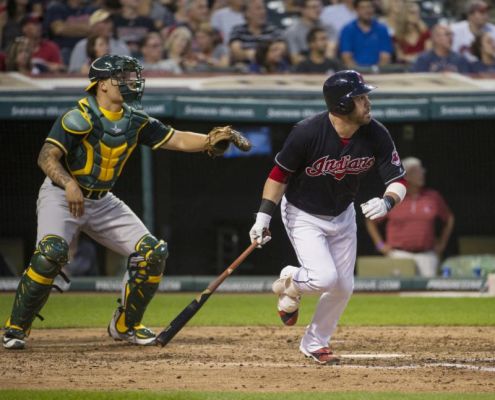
[411, 50, 472, 73]
[339, 0, 392, 67]
[411, 24, 472, 73]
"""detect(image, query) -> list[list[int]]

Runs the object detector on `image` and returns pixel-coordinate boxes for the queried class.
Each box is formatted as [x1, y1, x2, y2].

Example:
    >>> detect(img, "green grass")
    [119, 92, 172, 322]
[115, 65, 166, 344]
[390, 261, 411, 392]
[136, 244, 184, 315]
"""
[0, 293, 494, 329]
[1, 391, 495, 400]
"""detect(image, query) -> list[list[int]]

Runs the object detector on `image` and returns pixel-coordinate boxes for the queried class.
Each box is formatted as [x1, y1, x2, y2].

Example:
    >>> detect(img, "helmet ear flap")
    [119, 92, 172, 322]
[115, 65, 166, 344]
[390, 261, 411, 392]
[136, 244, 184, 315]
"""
[334, 95, 355, 115]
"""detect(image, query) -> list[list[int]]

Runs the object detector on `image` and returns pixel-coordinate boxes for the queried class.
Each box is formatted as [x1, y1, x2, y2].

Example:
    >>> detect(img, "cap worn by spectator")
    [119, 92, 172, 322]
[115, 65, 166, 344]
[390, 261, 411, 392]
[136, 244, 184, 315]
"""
[466, 0, 490, 15]
[89, 9, 111, 27]
[20, 14, 43, 27]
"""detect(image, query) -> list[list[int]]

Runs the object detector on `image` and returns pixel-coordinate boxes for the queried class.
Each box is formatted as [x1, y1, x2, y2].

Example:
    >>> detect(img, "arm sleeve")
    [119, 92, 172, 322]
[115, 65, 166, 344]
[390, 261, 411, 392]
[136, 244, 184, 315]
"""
[45, 113, 85, 154]
[138, 117, 175, 149]
[338, 25, 353, 53]
[274, 124, 308, 173]
[433, 191, 453, 222]
[373, 122, 405, 185]
[378, 25, 393, 54]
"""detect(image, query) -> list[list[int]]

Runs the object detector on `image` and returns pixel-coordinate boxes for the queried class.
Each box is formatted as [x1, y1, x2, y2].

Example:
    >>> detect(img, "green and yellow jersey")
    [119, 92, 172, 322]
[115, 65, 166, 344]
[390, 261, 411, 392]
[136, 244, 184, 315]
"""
[46, 96, 174, 191]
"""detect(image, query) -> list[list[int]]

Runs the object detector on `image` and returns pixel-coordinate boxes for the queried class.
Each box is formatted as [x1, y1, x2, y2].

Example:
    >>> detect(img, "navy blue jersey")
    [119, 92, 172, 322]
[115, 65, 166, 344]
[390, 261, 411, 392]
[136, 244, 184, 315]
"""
[275, 111, 405, 216]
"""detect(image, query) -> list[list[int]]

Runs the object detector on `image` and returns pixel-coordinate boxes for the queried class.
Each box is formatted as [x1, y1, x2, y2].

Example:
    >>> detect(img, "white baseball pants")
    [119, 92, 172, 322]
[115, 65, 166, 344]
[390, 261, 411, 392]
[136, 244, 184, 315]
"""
[281, 196, 357, 353]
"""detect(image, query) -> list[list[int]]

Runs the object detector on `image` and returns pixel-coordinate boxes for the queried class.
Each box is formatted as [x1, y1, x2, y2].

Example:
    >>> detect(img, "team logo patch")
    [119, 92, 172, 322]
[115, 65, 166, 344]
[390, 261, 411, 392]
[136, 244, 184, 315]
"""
[111, 125, 122, 134]
[391, 150, 401, 166]
[305, 155, 375, 180]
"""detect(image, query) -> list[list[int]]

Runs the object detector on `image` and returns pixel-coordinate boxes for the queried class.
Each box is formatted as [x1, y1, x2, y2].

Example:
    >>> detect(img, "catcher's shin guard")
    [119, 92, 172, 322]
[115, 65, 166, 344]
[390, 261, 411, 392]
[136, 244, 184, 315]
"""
[116, 234, 168, 333]
[6, 235, 69, 334]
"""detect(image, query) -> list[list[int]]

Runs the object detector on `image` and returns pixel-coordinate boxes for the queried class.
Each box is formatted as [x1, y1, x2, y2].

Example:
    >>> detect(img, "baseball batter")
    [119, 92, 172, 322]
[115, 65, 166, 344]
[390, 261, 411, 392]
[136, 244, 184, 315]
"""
[3, 54, 250, 350]
[249, 70, 407, 364]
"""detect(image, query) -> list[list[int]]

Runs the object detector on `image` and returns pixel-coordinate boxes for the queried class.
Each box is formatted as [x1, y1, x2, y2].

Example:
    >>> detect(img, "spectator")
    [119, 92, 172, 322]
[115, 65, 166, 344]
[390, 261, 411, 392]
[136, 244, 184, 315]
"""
[139, 31, 171, 71]
[113, 0, 155, 57]
[293, 26, 344, 73]
[43, 0, 95, 65]
[339, 0, 393, 68]
[189, 22, 229, 71]
[69, 9, 130, 73]
[180, 0, 210, 36]
[249, 38, 290, 73]
[161, 25, 192, 73]
[393, 1, 431, 65]
[320, 0, 356, 39]
[1, 0, 37, 50]
[147, 0, 175, 30]
[229, 0, 281, 65]
[210, 0, 244, 45]
[450, 0, 495, 61]
[379, 0, 405, 37]
[284, 0, 337, 65]
[365, 157, 455, 277]
[79, 34, 109, 74]
[471, 31, 495, 73]
[411, 23, 472, 73]
[172, 0, 190, 26]
[20, 13, 65, 73]
[5, 35, 32, 73]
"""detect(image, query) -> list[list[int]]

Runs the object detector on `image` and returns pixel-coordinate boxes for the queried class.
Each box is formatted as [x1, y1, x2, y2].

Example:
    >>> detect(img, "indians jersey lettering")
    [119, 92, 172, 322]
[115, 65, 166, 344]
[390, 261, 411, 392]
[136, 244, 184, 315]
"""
[305, 155, 375, 179]
[275, 111, 405, 216]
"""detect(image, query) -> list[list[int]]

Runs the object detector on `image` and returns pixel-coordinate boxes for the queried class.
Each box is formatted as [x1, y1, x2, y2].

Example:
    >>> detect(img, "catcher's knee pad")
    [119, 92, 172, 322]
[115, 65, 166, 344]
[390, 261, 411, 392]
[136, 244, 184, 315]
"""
[7, 235, 69, 333]
[117, 234, 168, 331]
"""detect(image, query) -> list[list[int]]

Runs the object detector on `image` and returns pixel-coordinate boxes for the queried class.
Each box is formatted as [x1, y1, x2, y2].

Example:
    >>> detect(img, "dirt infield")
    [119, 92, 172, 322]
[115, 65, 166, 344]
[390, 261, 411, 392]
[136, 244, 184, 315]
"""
[1, 326, 494, 393]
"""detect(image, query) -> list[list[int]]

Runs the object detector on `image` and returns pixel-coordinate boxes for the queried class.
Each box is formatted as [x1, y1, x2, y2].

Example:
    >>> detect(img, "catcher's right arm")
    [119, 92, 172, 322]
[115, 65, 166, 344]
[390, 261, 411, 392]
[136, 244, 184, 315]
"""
[205, 126, 252, 157]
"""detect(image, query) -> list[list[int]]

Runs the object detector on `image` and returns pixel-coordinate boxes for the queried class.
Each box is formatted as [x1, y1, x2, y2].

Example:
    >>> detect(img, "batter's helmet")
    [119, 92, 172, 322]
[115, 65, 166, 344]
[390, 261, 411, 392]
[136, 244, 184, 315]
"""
[323, 70, 376, 115]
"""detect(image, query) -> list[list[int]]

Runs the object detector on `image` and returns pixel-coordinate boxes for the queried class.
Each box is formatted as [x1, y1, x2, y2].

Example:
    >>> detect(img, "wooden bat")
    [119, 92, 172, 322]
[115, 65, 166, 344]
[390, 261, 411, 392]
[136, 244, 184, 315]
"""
[155, 241, 259, 347]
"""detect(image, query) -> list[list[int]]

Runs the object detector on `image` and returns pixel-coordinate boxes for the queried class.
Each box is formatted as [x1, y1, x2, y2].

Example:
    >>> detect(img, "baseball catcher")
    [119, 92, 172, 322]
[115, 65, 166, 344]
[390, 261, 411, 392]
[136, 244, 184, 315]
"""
[2, 54, 250, 350]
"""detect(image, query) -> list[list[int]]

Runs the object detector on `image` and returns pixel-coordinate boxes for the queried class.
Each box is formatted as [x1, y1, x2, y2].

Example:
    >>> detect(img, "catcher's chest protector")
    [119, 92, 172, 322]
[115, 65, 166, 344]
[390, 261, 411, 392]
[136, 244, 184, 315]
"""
[66, 96, 148, 190]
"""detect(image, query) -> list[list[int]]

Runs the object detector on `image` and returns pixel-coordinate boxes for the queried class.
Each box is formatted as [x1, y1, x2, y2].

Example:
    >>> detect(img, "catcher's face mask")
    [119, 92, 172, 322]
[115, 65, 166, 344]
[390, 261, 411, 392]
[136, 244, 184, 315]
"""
[86, 55, 145, 107]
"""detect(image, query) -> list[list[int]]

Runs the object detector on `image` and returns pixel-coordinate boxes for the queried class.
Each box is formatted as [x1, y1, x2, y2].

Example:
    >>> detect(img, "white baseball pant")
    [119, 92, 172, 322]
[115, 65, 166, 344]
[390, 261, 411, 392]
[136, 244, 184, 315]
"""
[281, 196, 356, 353]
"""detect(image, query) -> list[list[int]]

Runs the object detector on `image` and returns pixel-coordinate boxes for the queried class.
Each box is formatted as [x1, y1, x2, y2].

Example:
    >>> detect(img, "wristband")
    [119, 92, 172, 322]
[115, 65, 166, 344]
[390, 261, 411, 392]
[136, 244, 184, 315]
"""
[258, 198, 277, 216]
[375, 241, 385, 251]
[383, 195, 395, 211]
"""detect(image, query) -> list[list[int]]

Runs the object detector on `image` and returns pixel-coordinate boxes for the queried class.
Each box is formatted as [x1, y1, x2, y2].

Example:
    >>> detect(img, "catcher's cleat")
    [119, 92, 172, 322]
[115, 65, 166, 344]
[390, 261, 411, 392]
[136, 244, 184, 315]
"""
[272, 266, 301, 326]
[107, 308, 156, 346]
[300, 347, 340, 365]
[2, 327, 27, 350]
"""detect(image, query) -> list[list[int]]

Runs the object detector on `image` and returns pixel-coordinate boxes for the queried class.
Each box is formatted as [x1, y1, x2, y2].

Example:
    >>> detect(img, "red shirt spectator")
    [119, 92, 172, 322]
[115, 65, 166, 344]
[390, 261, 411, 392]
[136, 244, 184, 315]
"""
[385, 188, 451, 252]
[365, 157, 455, 277]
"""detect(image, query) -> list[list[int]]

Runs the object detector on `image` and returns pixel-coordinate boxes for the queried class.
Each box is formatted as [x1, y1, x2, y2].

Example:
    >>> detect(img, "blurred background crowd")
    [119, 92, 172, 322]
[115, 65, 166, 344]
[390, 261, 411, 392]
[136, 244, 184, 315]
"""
[0, 0, 494, 76]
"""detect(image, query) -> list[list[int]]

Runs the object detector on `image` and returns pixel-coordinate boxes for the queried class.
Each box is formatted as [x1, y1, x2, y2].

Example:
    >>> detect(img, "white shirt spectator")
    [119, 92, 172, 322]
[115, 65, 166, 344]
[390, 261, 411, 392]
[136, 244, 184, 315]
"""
[210, 6, 245, 45]
[450, 19, 495, 61]
[320, 3, 356, 38]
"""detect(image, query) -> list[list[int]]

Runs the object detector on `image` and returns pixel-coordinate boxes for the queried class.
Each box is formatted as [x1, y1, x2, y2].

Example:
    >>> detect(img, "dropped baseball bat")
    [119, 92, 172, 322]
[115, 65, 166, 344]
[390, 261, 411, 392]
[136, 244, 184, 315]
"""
[155, 240, 259, 347]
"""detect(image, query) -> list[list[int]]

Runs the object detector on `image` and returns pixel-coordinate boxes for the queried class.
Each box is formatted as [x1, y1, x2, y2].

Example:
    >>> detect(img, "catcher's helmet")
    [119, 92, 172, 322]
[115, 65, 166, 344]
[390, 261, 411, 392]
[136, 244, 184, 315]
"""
[85, 54, 145, 105]
[323, 70, 375, 115]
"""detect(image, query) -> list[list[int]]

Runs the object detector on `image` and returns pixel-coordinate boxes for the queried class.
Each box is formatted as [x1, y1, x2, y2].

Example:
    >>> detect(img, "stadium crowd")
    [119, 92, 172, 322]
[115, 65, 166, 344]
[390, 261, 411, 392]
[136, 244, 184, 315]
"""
[0, 0, 494, 75]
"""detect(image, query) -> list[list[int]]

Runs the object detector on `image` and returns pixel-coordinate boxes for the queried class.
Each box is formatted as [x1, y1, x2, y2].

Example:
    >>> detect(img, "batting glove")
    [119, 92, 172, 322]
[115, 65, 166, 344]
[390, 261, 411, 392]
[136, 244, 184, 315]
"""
[361, 197, 390, 220]
[249, 212, 272, 247]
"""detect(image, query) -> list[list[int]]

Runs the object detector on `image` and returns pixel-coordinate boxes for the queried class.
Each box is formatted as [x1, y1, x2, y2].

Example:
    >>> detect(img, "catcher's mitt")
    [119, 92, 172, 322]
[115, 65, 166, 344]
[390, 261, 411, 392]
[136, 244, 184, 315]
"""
[206, 126, 252, 157]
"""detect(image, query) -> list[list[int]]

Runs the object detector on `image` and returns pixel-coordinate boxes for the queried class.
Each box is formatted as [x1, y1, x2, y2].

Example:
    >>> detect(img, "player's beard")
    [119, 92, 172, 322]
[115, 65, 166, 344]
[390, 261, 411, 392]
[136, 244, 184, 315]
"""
[349, 108, 371, 126]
